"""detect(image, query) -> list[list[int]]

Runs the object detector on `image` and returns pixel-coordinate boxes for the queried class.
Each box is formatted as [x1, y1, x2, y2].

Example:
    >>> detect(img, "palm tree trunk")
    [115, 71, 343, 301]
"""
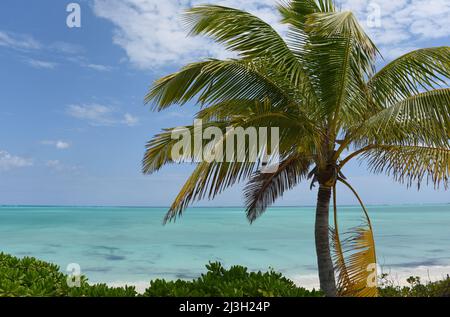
[315, 185, 337, 297]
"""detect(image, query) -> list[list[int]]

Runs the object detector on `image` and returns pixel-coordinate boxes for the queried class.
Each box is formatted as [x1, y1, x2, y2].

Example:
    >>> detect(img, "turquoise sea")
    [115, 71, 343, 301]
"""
[1, 205, 450, 287]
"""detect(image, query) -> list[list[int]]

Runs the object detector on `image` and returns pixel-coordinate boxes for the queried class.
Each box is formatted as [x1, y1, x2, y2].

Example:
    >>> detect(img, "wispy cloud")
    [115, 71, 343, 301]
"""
[49, 41, 84, 55]
[64, 55, 114, 72]
[67, 104, 116, 126]
[41, 140, 71, 150]
[67, 104, 139, 127]
[85, 63, 113, 72]
[46, 160, 81, 173]
[0, 30, 113, 71]
[26, 58, 58, 69]
[0, 150, 33, 171]
[0, 30, 41, 50]
[123, 113, 139, 126]
[46, 160, 61, 168]
[92, 0, 450, 69]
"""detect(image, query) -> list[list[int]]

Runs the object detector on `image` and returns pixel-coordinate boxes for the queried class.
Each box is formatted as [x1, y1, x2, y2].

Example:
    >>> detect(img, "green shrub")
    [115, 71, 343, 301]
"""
[378, 274, 450, 297]
[67, 283, 137, 297]
[2, 252, 450, 297]
[143, 262, 323, 297]
[0, 252, 70, 296]
[0, 253, 320, 297]
[0, 253, 136, 297]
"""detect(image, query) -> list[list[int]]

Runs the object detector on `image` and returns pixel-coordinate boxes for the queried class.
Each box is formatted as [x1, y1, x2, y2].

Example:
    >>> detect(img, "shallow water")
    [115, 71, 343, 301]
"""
[1, 205, 450, 285]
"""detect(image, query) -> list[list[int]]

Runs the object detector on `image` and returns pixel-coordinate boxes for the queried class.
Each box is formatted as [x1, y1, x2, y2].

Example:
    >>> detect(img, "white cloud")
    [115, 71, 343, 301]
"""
[92, 0, 450, 69]
[56, 141, 70, 149]
[0, 151, 33, 171]
[26, 58, 58, 69]
[41, 140, 71, 150]
[46, 160, 61, 168]
[336, 0, 450, 59]
[92, 0, 280, 69]
[123, 113, 139, 126]
[49, 41, 84, 55]
[67, 104, 116, 126]
[0, 30, 41, 50]
[46, 160, 81, 173]
[86, 63, 113, 72]
[67, 103, 139, 127]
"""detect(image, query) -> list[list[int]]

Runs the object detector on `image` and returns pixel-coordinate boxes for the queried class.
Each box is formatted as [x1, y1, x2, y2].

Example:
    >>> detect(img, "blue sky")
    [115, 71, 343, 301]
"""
[0, 0, 449, 206]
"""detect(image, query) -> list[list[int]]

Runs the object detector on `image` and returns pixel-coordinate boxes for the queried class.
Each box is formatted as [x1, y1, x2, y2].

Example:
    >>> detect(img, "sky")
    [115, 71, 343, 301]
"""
[0, 0, 449, 207]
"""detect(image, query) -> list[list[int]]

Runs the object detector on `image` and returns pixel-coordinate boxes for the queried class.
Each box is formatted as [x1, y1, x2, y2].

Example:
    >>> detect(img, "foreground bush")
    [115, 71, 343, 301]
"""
[0, 253, 69, 296]
[2, 253, 450, 297]
[379, 275, 450, 297]
[0, 253, 137, 297]
[144, 262, 321, 297]
[0, 253, 320, 297]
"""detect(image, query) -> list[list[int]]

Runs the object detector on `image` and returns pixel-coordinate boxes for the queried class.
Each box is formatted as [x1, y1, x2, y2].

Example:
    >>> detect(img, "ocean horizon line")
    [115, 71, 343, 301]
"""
[1, 203, 449, 209]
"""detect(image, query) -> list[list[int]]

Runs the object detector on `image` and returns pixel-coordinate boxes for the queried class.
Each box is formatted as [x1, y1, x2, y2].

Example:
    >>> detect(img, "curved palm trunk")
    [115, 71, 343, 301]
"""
[315, 185, 337, 297]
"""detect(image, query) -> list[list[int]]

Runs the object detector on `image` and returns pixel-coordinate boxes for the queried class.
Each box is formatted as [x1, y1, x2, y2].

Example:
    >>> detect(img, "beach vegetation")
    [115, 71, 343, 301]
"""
[2, 253, 450, 297]
[0, 253, 320, 297]
[0, 253, 136, 297]
[379, 274, 450, 297]
[143, 262, 322, 297]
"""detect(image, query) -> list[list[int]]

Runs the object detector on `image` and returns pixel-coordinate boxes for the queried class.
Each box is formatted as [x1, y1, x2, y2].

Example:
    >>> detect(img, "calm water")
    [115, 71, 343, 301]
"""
[1, 205, 450, 284]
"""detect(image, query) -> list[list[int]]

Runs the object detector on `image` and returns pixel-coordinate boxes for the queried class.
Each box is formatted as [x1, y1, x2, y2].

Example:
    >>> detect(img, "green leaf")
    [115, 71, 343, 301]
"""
[369, 47, 450, 107]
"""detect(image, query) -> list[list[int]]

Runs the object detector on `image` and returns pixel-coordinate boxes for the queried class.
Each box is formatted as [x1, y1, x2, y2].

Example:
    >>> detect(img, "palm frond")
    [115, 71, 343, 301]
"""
[184, 5, 298, 64]
[362, 144, 450, 189]
[244, 154, 312, 222]
[143, 122, 230, 175]
[278, 0, 336, 61]
[183, 5, 318, 102]
[352, 88, 450, 147]
[302, 11, 378, 126]
[316, 0, 336, 12]
[278, 0, 335, 30]
[331, 178, 378, 297]
[195, 97, 320, 141]
[335, 225, 378, 297]
[149, 101, 320, 223]
[145, 59, 293, 110]
[164, 161, 257, 223]
[306, 11, 378, 63]
[369, 46, 450, 107]
[144, 96, 321, 177]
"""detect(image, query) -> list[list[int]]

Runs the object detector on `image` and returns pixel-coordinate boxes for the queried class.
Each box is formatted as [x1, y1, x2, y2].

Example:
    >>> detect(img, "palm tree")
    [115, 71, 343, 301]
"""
[143, 0, 450, 297]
